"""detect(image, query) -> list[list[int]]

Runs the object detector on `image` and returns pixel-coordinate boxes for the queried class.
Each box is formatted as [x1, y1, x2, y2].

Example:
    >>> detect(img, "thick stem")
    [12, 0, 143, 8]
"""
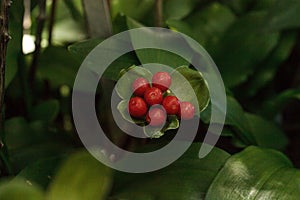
[29, 0, 46, 85]
[155, 0, 163, 27]
[0, 0, 13, 175]
[48, 0, 57, 45]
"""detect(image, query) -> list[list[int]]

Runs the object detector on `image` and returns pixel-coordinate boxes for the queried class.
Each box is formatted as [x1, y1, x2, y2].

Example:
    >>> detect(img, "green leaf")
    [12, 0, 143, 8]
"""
[46, 151, 112, 200]
[245, 113, 288, 150]
[214, 12, 279, 87]
[206, 146, 300, 200]
[126, 17, 189, 68]
[111, 0, 155, 20]
[164, 0, 197, 20]
[264, 0, 300, 31]
[170, 66, 210, 113]
[167, 3, 236, 53]
[111, 143, 230, 200]
[116, 65, 152, 99]
[243, 32, 297, 97]
[220, 0, 255, 14]
[38, 46, 81, 88]
[16, 156, 66, 189]
[68, 38, 104, 60]
[30, 99, 60, 122]
[262, 88, 300, 118]
[0, 179, 44, 200]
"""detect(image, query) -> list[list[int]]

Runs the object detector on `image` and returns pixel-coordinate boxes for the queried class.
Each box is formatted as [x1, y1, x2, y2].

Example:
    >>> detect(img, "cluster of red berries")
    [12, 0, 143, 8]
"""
[128, 72, 195, 126]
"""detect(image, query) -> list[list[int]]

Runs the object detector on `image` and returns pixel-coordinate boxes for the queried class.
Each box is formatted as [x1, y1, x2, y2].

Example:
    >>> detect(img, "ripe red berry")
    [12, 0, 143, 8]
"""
[152, 72, 172, 92]
[144, 87, 163, 106]
[162, 96, 180, 115]
[128, 97, 148, 118]
[178, 102, 195, 120]
[132, 77, 150, 97]
[146, 107, 166, 126]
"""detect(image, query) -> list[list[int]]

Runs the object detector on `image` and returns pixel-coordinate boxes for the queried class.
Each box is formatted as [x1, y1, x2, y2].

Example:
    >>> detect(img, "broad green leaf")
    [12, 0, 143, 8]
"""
[201, 96, 256, 145]
[167, 3, 236, 53]
[111, 143, 230, 200]
[170, 66, 210, 113]
[262, 88, 300, 118]
[245, 113, 288, 150]
[164, 0, 197, 20]
[264, 0, 300, 31]
[220, 0, 255, 14]
[38, 46, 81, 88]
[30, 99, 60, 122]
[116, 65, 152, 99]
[68, 38, 104, 60]
[243, 32, 297, 97]
[206, 146, 300, 200]
[46, 151, 112, 200]
[126, 17, 189, 68]
[214, 12, 279, 87]
[0, 179, 44, 200]
[69, 38, 138, 81]
[17, 156, 66, 189]
[111, 0, 155, 20]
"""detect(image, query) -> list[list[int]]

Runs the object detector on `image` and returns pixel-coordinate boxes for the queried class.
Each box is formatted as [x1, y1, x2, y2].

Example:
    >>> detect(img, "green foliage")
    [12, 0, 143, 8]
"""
[206, 146, 300, 199]
[1, 0, 300, 199]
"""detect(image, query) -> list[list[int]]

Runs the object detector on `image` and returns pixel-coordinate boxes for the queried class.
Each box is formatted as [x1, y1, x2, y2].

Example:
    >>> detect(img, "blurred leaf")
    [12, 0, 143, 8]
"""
[164, 0, 197, 20]
[6, 0, 24, 88]
[127, 17, 189, 67]
[206, 146, 300, 200]
[243, 32, 297, 97]
[17, 156, 66, 189]
[116, 65, 152, 99]
[167, 3, 236, 53]
[245, 113, 288, 150]
[170, 66, 210, 113]
[38, 46, 80, 88]
[263, 87, 300, 118]
[111, 0, 155, 20]
[63, 0, 83, 21]
[264, 0, 300, 31]
[220, 0, 256, 14]
[0, 179, 44, 200]
[68, 38, 104, 60]
[47, 151, 112, 200]
[214, 12, 279, 87]
[30, 99, 59, 122]
[111, 143, 230, 200]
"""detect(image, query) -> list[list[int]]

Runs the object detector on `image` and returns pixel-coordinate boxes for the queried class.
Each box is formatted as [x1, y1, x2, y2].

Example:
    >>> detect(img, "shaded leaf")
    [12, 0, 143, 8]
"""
[126, 17, 189, 68]
[111, 143, 230, 200]
[170, 66, 210, 113]
[206, 146, 300, 200]
[0, 179, 44, 200]
[47, 151, 112, 200]
[30, 99, 60, 122]
[214, 12, 279, 87]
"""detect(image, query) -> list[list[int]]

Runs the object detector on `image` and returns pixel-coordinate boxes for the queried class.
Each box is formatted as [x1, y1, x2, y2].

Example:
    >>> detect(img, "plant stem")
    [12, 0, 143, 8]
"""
[48, 0, 57, 45]
[29, 0, 46, 85]
[0, 0, 13, 175]
[155, 0, 163, 27]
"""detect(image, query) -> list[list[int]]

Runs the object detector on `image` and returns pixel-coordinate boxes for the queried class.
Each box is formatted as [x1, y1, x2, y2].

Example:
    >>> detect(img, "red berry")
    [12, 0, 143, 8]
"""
[144, 87, 163, 106]
[146, 107, 166, 126]
[178, 102, 195, 120]
[152, 72, 172, 92]
[128, 97, 148, 118]
[162, 96, 180, 115]
[132, 77, 150, 97]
